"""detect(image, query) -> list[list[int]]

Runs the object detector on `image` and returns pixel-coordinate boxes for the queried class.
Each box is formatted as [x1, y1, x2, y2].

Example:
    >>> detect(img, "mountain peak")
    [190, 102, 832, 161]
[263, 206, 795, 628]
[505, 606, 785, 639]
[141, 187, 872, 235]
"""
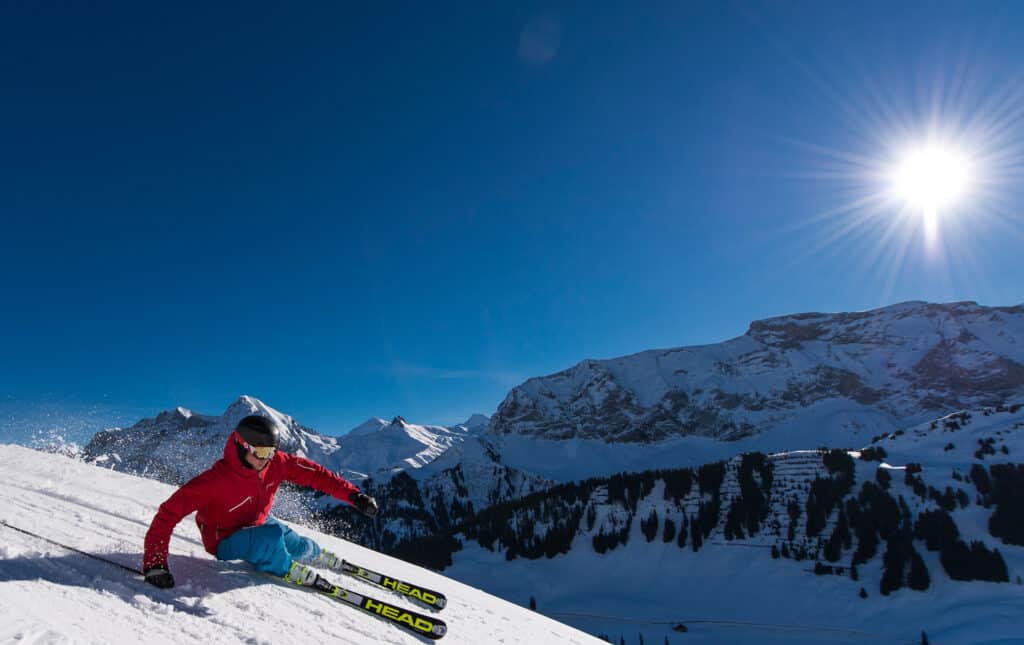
[224, 395, 273, 421]
[155, 406, 193, 424]
[348, 417, 388, 436]
[461, 414, 490, 430]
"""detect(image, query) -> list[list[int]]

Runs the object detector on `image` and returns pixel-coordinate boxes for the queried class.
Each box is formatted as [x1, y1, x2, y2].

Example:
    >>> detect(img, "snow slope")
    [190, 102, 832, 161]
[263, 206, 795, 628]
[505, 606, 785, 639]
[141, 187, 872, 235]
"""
[0, 444, 600, 645]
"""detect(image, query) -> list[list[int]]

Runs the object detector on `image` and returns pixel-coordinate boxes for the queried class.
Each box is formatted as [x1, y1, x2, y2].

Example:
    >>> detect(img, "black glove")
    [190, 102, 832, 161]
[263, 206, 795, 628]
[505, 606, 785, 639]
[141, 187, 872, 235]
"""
[349, 492, 378, 518]
[144, 566, 175, 589]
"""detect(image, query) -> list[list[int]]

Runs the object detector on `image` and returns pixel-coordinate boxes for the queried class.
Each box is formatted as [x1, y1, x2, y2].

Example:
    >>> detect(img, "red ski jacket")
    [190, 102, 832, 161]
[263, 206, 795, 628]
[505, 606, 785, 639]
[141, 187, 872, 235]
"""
[143, 432, 360, 570]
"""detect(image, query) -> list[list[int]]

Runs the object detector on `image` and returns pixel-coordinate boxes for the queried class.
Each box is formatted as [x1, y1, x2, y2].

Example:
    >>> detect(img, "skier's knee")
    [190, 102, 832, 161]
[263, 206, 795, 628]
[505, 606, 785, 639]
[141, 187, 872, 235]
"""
[250, 523, 286, 559]
[256, 522, 285, 541]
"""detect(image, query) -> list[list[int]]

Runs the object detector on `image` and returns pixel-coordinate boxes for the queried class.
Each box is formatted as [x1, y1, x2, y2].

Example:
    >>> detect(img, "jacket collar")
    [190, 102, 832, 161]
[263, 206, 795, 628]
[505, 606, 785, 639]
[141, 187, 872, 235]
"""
[223, 431, 262, 479]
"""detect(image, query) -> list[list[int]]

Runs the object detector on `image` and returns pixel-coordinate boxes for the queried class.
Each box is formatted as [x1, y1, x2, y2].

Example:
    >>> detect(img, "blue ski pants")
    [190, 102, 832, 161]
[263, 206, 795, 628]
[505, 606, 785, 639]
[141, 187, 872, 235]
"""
[215, 516, 320, 577]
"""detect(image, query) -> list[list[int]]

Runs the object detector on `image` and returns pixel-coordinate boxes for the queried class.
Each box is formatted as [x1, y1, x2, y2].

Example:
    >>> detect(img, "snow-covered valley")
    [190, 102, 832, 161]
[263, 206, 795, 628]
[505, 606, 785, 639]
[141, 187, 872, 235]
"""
[441, 404, 1024, 644]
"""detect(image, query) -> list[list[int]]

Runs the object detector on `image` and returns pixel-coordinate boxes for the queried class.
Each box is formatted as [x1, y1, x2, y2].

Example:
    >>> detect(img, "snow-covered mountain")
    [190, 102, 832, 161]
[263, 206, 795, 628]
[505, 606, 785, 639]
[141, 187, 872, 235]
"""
[491, 301, 1024, 443]
[334, 415, 488, 481]
[82, 396, 486, 485]
[332, 436, 555, 555]
[0, 444, 600, 645]
[82, 395, 336, 485]
[426, 401, 1024, 645]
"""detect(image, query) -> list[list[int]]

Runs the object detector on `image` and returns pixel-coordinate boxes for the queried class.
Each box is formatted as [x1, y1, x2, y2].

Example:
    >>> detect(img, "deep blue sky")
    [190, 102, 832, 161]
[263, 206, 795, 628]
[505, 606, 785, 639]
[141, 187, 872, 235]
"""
[3, 2, 1024, 441]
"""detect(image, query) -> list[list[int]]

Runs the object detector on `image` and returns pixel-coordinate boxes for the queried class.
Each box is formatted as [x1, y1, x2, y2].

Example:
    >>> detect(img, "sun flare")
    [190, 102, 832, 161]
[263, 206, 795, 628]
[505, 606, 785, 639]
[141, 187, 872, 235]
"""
[890, 143, 974, 213]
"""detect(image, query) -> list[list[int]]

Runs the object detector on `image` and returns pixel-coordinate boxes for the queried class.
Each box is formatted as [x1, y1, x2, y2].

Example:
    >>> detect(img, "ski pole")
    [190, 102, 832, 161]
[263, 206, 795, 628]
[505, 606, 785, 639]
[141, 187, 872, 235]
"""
[0, 518, 143, 576]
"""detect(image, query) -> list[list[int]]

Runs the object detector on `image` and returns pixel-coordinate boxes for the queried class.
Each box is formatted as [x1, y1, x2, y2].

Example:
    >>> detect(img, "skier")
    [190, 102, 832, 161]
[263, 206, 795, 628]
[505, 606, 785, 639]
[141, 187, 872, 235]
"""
[142, 415, 378, 589]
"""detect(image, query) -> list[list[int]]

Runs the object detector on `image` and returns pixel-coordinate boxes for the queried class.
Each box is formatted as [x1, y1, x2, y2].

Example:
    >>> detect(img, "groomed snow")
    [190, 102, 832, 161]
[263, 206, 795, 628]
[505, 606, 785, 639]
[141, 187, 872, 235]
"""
[0, 444, 602, 645]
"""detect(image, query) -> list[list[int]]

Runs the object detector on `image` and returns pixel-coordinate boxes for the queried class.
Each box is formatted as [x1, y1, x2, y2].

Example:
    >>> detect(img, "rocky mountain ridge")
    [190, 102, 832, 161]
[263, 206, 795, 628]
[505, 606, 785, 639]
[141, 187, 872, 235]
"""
[489, 301, 1024, 443]
[82, 395, 485, 485]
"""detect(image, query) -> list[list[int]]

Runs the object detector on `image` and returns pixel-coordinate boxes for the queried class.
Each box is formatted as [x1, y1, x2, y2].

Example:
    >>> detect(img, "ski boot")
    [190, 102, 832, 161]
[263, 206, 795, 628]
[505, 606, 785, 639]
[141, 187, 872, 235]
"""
[284, 561, 319, 586]
[311, 548, 341, 570]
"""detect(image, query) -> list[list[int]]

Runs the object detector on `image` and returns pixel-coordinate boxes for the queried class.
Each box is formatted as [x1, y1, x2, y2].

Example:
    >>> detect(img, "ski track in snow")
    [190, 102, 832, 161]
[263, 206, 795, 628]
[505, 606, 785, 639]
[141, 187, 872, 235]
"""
[0, 445, 603, 645]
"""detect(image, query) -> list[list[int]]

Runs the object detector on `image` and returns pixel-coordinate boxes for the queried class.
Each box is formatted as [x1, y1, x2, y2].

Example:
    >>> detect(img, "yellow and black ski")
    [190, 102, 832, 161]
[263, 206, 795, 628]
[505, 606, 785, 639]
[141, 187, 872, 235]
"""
[290, 570, 447, 639]
[340, 559, 448, 610]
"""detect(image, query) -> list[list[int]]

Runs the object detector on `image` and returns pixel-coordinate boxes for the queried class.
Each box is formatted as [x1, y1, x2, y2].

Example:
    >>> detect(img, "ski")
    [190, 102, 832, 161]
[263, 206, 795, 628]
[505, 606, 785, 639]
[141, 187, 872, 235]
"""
[339, 559, 448, 610]
[287, 571, 447, 640]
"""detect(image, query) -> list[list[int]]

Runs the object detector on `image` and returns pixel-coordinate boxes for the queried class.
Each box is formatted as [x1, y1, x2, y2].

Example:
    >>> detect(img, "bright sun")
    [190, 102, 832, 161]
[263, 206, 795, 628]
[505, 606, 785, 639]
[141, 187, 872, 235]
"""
[791, 61, 1022, 282]
[890, 143, 974, 213]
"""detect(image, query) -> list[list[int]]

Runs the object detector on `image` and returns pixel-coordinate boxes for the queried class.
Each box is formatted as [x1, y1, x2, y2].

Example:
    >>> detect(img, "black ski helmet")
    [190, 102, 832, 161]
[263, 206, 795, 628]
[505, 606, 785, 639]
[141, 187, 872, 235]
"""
[235, 415, 280, 448]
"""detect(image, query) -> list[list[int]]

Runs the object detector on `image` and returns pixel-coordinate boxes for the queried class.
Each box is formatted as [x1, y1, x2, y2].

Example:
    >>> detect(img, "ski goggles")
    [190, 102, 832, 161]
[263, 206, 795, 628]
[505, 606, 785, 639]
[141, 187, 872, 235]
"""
[236, 435, 276, 459]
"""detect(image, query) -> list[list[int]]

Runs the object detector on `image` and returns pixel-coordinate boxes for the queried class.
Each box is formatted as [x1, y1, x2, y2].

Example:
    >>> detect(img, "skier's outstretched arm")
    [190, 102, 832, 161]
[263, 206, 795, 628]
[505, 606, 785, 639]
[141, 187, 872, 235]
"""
[282, 454, 377, 517]
[142, 475, 210, 588]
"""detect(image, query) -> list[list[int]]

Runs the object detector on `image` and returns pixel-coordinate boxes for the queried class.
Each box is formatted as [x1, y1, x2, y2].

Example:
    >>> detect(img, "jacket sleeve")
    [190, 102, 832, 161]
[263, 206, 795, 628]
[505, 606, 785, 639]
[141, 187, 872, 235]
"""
[143, 474, 210, 570]
[281, 453, 360, 504]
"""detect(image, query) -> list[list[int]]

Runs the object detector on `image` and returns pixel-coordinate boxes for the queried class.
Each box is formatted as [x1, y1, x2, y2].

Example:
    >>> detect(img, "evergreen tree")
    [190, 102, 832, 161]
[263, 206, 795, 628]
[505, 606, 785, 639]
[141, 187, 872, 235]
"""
[875, 467, 891, 489]
[880, 536, 908, 595]
[837, 506, 851, 549]
[824, 522, 843, 562]
[642, 509, 660, 542]
[970, 463, 992, 498]
[529, 596, 537, 610]
[907, 551, 930, 591]
[988, 464, 1024, 545]
[915, 509, 959, 552]
[853, 525, 878, 566]
[940, 540, 1010, 582]
[619, 516, 632, 547]
[663, 517, 677, 543]
[698, 462, 726, 496]
[860, 446, 887, 461]
[771, 544, 780, 559]
[723, 502, 742, 540]
[859, 587, 868, 599]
